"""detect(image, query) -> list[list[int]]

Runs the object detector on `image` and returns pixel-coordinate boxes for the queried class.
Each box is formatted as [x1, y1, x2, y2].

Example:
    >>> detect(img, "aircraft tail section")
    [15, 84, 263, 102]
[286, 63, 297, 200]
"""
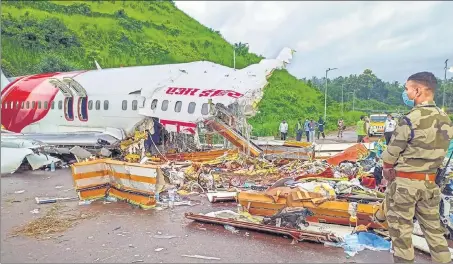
[276, 47, 296, 64]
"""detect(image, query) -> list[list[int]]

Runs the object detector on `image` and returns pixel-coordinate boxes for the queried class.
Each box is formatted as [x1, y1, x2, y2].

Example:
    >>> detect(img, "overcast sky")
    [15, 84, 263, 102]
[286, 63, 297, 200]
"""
[175, 1, 453, 83]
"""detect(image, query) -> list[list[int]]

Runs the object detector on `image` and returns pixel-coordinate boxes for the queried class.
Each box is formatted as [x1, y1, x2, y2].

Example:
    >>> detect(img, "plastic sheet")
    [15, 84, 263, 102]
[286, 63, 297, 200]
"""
[339, 232, 391, 257]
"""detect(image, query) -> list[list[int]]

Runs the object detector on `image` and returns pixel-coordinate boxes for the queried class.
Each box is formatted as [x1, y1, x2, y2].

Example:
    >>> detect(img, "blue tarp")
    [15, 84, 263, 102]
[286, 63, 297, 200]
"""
[447, 140, 453, 158]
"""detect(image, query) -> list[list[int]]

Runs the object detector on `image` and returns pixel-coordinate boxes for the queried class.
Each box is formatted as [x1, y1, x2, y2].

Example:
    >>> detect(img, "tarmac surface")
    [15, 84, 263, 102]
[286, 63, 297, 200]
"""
[1, 169, 436, 263]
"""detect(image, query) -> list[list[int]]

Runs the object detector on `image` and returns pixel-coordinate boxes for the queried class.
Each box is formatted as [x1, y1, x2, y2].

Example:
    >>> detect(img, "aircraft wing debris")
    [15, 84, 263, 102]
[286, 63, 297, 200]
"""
[1, 147, 61, 174]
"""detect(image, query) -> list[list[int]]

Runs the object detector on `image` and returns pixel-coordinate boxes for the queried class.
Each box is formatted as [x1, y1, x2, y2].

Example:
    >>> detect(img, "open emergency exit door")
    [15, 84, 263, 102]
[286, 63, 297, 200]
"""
[49, 78, 75, 121]
[64, 77, 88, 122]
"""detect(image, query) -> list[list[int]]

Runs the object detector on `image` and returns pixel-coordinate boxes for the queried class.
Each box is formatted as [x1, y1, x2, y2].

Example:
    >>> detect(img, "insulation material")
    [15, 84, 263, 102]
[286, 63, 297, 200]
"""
[71, 159, 161, 209]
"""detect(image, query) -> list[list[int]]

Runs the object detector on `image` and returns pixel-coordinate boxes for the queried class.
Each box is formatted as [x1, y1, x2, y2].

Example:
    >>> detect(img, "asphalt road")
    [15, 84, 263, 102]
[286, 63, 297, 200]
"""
[1, 168, 436, 263]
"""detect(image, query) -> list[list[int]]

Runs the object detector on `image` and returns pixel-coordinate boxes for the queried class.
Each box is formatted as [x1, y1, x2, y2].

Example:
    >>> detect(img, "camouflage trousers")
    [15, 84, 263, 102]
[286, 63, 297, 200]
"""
[384, 177, 452, 263]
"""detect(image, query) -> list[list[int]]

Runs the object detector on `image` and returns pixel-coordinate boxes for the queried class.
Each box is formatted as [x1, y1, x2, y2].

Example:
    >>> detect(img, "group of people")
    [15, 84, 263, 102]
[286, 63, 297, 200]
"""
[279, 118, 326, 142]
[355, 114, 397, 144]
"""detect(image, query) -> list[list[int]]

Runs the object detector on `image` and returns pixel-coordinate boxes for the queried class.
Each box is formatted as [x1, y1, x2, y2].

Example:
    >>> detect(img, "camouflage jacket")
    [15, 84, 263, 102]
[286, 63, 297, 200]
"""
[382, 101, 453, 173]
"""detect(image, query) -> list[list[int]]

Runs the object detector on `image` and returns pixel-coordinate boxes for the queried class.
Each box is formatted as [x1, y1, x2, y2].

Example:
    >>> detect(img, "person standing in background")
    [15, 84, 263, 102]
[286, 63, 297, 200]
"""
[309, 119, 316, 142]
[304, 119, 310, 142]
[337, 119, 344, 138]
[383, 114, 396, 145]
[317, 117, 326, 140]
[279, 120, 288, 140]
[365, 116, 371, 136]
[295, 119, 303, 141]
[356, 116, 367, 143]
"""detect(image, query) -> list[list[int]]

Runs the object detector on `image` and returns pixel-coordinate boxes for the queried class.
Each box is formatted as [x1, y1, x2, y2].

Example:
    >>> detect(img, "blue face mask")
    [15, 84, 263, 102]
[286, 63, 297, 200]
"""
[402, 90, 415, 107]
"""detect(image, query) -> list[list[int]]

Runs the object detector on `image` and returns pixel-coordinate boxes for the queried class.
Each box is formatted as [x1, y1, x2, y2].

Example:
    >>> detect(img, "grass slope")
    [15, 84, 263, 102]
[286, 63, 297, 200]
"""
[1, 0, 366, 137]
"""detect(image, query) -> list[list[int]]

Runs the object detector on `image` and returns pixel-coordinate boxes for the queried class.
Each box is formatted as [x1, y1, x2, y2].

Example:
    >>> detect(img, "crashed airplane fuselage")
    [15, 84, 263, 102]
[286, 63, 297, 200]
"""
[1, 48, 295, 142]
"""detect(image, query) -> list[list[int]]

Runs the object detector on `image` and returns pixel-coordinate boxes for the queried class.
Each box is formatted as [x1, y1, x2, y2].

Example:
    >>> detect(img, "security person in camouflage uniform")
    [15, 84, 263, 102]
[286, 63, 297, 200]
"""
[382, 72, 453, 263]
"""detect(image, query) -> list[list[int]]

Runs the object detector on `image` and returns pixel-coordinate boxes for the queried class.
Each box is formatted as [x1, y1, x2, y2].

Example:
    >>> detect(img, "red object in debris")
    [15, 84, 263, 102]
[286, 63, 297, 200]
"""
[295, 167, 334, 180]
[326, 143, 368, 166]
[361, 176, 376, 189]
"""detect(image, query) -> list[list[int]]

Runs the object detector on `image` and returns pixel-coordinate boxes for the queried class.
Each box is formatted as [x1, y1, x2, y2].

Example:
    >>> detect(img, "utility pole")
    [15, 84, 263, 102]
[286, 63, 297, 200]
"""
[341, 84, 344, 117]
[444, 59, 449, 109]
[324, 67, 338, 121]
[348, 91, 355, 111]
[233, 47, 236, 70]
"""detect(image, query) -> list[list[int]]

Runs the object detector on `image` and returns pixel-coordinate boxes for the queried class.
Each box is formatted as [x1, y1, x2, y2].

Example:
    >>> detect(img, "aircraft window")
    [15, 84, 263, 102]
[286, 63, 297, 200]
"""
[78, 97, 88, 121]
[104, 100, 109, 110]
[65, 97, 74, 121]
[95, 100, 100, 110]
[26, 101, 30, 109]
[21, 101, 25, 109]
[11, 101, 14, 109]
[188, 102, 196, 114]
[51, 101, 55, 109]
[151, 99, 158, 110]
[122, 100, 127, 110]
[88, 100, 93, 110]
[16, 101, 20, 109]
[132, 100, 138, 110]
[32, 101, 36, 109]
[161, 100, 169, 111]
[174, 101, 182, 113]
[37, 101, 42, 109]
[4, 103, 7, 109]
[44, 101, 48, 109]
[58, 100, 62, 110]
[201, 103, 209, 115]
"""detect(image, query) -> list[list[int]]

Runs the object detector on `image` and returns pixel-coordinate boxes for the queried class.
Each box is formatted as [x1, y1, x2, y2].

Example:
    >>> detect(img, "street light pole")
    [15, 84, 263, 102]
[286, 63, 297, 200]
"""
[341, 84, 344, 116]
[324, 67, 338, 121]
[233, 48, 236, 70]
[444, 59, 449, 109]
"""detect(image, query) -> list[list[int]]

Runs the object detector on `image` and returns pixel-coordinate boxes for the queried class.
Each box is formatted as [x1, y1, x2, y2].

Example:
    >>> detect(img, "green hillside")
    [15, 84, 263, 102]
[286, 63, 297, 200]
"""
[1, 0, 366, 137]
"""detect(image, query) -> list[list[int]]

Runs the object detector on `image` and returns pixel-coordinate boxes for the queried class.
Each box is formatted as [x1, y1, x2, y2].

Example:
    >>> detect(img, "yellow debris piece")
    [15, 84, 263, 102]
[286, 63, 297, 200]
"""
[125, 153, 140, 163]
[238, 211, 263, 224]
[134, 131, 147, 141]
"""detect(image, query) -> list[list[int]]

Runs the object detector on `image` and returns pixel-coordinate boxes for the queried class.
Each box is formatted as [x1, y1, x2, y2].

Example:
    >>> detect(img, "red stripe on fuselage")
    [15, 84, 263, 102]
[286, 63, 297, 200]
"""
[1, 70, 87, 132]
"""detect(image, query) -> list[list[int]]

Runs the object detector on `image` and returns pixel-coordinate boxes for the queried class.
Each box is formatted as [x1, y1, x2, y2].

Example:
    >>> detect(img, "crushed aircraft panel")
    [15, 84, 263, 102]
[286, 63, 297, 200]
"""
[71, 159, 164, 209]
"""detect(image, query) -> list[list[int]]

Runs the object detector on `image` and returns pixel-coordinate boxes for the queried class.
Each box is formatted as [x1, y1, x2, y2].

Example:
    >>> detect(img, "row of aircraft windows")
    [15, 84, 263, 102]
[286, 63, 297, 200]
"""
[0, 99, 140, 111]
[1, 99, 210, 115]
[150, 99, 209, 115]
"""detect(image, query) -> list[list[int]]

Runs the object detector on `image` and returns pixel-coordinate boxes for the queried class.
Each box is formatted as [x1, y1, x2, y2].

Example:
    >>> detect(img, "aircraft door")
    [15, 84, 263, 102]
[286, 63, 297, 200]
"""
[49, 78, 75, 121]
[64, 77, 88, 122]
